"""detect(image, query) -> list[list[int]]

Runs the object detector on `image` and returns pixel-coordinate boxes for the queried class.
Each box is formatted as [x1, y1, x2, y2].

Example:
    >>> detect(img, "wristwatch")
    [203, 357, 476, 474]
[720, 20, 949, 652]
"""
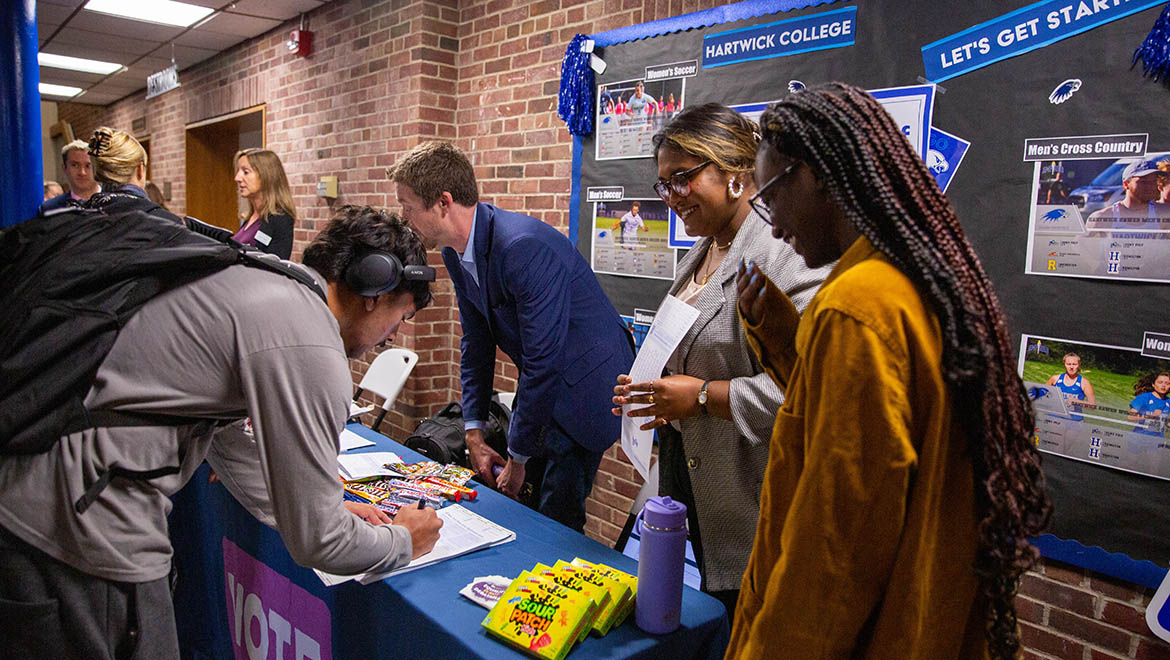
[698, 379, 711, 415]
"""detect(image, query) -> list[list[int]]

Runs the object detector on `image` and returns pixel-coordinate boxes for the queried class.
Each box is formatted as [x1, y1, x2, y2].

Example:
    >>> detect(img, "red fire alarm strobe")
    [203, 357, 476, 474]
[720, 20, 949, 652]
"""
[286, 29, 312, 57]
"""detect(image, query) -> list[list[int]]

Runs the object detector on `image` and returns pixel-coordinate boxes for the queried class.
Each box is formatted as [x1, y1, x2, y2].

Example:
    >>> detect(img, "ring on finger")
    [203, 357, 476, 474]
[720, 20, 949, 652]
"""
[648, 394, 655, 404]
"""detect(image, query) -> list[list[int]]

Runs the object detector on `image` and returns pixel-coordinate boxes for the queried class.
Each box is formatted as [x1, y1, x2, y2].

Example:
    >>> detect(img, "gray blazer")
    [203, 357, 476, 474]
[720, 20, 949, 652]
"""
[664, 210, 831, 591]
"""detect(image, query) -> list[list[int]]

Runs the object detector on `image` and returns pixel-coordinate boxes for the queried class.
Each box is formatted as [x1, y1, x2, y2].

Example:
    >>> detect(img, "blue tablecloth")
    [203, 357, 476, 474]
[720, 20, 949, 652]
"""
[169, 423, 729, 659]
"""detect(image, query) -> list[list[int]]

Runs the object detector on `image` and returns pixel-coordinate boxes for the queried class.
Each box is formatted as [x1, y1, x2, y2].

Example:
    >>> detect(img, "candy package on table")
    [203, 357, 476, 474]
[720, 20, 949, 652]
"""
[569, 558, 637, 626]
[341, 460, 481, 513]
[481, 575, 593, 660]
[531, 562, 615, 636]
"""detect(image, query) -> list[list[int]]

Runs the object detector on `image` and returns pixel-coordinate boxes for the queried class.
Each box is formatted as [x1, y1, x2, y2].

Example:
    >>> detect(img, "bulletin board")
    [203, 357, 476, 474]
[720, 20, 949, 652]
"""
[568, 0, 1170, 586]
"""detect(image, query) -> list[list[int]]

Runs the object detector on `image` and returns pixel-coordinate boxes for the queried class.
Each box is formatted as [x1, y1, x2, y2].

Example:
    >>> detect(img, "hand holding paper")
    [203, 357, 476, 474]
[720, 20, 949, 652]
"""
[619, 295, 700, 481]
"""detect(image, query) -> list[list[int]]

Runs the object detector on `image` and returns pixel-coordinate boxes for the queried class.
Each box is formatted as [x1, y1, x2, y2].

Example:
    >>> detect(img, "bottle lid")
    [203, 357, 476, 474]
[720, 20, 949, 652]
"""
[642, 495, 687, 530]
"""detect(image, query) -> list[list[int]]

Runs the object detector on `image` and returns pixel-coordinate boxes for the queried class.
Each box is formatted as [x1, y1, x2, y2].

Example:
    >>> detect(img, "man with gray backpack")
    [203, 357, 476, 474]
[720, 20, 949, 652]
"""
[0, 204, 441, 659]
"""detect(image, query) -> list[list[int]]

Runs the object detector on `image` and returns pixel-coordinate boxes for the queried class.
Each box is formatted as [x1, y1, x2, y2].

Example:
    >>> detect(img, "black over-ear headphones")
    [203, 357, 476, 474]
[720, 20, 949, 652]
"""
[344, 249, 436, 298]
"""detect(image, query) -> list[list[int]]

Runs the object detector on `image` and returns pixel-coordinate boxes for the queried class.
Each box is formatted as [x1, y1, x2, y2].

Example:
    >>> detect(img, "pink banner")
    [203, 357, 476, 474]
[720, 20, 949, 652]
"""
[222, 538, 333, 660]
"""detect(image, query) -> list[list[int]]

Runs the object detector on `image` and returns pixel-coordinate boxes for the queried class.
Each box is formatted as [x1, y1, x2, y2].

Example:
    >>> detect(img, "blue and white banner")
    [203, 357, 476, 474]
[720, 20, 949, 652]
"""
[927, 128, 971, 193]
[922, 0, 1165, 83]
[869, 84, 936, 160]
[703, 5, 857, 69]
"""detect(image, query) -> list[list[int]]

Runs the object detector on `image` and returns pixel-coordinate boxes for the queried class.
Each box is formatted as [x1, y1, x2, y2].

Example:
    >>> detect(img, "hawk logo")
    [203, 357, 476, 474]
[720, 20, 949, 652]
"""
[787, 80, 806, 93]
[926, 149, 949, 174]
[1042, 209, 1068, 222]
[1049, 79, 1082, 104]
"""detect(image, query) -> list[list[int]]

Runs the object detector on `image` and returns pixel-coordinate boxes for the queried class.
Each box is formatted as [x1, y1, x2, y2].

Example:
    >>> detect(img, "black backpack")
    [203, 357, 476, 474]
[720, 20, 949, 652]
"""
[0, 205, 325, 457]
[404, 397, 511, 468]
[404, 396, 545, 506]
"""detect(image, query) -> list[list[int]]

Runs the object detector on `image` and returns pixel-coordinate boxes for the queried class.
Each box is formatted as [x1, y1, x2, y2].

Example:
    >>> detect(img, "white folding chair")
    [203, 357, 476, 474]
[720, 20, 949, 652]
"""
[496, 392, 516, 413]
[352, 348, 418, 432]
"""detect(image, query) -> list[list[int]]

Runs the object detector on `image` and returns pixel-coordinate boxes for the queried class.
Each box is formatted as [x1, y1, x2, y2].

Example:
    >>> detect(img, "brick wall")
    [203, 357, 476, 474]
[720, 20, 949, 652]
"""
[88, 2, 1170, 656]
[1020, 559, 1170, 660]
[56, 101, 104, 146]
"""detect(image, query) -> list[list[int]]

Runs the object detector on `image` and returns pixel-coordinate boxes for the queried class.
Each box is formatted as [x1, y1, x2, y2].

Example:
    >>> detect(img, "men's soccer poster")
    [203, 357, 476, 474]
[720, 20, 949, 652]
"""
[591, 198, 675, 280]
[573, 1, 1170, 572]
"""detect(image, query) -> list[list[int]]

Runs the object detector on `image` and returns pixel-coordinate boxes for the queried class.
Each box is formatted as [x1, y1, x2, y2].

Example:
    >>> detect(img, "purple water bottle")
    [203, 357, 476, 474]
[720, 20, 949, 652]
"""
[635, 496, 687, 634]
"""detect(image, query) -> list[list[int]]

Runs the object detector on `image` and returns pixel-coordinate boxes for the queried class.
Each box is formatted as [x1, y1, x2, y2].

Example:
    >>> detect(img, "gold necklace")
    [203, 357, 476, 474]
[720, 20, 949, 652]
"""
[696, 241, 730, 285]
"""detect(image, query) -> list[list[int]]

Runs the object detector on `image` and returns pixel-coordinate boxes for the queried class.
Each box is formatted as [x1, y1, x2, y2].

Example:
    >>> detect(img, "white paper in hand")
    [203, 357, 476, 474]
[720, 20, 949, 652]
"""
[621, 295, 700, 481]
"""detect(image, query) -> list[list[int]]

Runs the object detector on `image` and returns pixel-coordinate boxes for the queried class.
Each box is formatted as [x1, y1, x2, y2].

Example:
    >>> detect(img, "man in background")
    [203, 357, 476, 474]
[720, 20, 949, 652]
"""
[390, 141, 634, 533]
[40, 140, 100, 214]
[43, 181, 63, 200]
[1086, 158, 1168, 230]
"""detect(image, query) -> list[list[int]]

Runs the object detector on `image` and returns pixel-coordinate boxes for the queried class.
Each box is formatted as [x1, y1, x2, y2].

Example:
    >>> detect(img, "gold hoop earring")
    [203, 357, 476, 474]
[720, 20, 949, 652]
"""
[728, 178, 743, 200]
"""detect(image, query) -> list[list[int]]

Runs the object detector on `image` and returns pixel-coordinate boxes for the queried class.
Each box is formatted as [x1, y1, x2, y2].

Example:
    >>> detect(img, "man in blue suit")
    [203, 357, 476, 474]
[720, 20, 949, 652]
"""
[390, 141, 634, 532]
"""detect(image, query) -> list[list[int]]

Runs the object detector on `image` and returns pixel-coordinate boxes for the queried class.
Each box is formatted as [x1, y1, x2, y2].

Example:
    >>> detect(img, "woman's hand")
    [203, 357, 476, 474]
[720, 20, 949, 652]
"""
[612, 373, 704, 430]
[737, 259, 767, 325]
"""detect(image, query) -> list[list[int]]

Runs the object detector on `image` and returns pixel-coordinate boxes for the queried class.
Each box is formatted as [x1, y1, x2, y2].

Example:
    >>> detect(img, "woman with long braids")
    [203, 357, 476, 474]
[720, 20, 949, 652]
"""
[727, 83, 1050, 659]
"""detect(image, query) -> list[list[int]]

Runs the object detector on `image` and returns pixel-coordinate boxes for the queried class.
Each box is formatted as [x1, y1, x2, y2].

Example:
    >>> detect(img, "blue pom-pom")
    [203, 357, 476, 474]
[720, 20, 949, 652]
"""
[1133, 2, 1170, 83]
[558, 34, 595, 136]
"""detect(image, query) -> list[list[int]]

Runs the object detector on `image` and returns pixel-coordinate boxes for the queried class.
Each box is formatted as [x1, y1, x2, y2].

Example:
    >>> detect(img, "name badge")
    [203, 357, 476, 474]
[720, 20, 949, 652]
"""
[255, 230, 272, 246]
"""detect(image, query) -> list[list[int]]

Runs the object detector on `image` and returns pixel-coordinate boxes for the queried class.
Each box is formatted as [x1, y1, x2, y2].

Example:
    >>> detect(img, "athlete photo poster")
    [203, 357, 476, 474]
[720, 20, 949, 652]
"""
[1022, 133, 1170, 283]
[591, 198, 676, 281]
[596, 77, 686, 160]
[1019, 333, 1170, 481]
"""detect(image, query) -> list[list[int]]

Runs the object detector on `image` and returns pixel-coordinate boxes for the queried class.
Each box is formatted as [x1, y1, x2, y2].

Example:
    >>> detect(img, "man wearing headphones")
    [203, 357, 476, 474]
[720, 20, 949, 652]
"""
[390, 141, 635, 533]
[0, 206, 441, 658]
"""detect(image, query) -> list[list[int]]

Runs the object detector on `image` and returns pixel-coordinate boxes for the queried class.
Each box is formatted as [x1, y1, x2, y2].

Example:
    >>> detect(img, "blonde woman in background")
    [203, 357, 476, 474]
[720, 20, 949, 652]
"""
[84, 126, 183, 224]
[233, 148, 296, 259]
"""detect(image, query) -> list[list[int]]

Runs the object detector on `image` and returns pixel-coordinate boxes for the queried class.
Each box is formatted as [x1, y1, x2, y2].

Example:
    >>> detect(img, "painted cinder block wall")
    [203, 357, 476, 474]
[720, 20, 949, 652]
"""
[64, 1, 1169, 656]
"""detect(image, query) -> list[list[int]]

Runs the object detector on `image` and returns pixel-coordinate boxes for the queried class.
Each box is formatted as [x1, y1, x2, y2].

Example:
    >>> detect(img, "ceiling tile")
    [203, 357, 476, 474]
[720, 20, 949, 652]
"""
[228, 0, 323, 21]
[75, 89, 125, 105]
[50, 26, 162, 56]
[173, 28, 244, 51]
[197, 12, 283, 38]
[68, 9, 186, 42]
[39, 68, 107, 86]
[36, 3, 76, 24]
[39, 41, 137, 67]
[169, 43, 219, 68]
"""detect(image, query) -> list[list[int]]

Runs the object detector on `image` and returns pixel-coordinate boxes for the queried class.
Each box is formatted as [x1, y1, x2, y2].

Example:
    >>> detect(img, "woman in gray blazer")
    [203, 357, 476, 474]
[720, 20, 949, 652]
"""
[613, 104, 830, 616]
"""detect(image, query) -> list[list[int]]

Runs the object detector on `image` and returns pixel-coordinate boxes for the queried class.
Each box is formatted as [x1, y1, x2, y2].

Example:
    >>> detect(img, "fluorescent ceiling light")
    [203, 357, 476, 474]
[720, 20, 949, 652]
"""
[40, 83, 84, 98]
[84, 0, 214, 28]
[39, 52, 124, 75]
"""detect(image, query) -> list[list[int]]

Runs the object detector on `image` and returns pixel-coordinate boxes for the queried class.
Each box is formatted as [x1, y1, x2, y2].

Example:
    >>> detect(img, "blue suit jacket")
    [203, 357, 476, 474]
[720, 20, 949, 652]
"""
[443, 203, 634, 457]
[38, 192, 81, 216]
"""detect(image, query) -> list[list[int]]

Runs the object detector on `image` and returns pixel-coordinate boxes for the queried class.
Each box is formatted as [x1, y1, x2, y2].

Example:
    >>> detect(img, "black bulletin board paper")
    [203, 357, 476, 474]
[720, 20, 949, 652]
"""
[572, 0, 1170, 573]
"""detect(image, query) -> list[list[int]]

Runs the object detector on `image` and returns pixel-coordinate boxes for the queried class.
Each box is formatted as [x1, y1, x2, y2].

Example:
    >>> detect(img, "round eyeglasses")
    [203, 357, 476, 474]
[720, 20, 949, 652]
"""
[748, 161, 800, 225]
[654, 160, 713, 202]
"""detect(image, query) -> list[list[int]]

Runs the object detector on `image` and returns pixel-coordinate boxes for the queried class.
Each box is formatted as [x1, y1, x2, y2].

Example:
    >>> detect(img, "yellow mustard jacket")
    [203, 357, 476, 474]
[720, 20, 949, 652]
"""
[726, 237, 989, 660]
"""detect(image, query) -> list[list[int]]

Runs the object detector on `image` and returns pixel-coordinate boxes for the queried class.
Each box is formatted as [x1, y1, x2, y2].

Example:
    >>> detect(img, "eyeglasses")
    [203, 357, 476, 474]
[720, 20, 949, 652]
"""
[748, 161, 800, 225]
[654, 160, 713, 202]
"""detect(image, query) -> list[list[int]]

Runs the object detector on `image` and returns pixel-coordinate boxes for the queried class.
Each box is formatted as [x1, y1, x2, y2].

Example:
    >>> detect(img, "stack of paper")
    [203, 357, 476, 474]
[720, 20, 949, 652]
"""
[315, 504, 515, 586]
[337, 451, 403, 480]
[339, 428, 376, 452]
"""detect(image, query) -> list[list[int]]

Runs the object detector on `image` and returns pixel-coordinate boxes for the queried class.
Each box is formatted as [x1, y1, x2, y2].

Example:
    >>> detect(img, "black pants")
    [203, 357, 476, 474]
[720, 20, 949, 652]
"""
[0, 524, 179, 660]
